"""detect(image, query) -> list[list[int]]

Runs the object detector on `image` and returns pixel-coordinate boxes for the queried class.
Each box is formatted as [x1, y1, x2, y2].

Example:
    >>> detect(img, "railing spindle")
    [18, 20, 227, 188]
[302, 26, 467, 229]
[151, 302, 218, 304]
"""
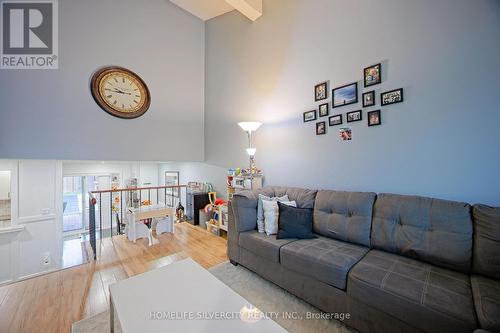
[110, 193, 113, 238]
[88, 193, 97, 260]
[120, 191, 123, 235]
[99, 193, 102, 240]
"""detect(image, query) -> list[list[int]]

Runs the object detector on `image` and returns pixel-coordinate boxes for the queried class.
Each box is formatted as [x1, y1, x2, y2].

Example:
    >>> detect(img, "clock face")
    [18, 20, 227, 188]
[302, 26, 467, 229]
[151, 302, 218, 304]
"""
[91, 67, 150, 119]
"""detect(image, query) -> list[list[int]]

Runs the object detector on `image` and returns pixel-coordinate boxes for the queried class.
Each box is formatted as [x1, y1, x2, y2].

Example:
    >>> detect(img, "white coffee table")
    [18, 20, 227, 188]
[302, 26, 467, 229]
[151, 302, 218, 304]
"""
[109, 258, 288, 333]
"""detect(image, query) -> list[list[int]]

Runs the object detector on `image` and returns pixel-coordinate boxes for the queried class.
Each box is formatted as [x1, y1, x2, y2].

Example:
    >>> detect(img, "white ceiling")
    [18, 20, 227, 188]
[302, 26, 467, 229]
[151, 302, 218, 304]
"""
[169, 0, 262, 21]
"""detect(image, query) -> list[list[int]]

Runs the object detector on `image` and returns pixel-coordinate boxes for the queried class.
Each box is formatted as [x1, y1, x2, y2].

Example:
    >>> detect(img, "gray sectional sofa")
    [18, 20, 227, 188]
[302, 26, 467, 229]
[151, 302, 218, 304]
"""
[227, 186, 500, 333]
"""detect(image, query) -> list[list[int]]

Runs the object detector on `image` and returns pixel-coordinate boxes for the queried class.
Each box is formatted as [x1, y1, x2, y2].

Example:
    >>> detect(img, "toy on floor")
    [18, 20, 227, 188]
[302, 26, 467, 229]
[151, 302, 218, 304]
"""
[204, 192, 226, 229]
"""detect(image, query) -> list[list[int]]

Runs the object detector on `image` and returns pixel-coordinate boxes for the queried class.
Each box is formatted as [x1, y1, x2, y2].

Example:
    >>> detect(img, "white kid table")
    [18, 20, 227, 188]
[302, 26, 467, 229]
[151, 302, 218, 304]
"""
[126, 204, 175, 245]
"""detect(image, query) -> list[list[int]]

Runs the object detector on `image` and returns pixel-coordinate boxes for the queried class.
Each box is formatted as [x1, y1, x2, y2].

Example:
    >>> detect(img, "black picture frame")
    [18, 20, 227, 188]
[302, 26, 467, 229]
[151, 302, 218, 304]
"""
[332, 82, 358, 108]
[346, 110, 362, 123]
[316, 121, 326, 135]
[381, 88, 404, 106]
[318, 103, 329, 117]
[368, 110, 381, 126]
[314, 81, 328, 101]
[328, 114, 343, 126]
[362, 90, 375, 107]
[364, 63, 381, 87]
[303, 110, 317, 122]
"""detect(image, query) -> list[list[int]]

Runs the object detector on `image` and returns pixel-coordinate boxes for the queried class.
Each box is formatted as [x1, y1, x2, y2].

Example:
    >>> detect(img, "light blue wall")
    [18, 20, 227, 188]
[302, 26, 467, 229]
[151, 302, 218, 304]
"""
[0, 0, 205, 162]
[205, 0, 500, 205]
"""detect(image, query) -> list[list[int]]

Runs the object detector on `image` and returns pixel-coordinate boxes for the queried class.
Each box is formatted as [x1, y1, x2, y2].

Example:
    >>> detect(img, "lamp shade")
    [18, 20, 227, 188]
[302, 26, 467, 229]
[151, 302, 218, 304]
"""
[238, 122, 262, 132]
[246, 148, 257, 156]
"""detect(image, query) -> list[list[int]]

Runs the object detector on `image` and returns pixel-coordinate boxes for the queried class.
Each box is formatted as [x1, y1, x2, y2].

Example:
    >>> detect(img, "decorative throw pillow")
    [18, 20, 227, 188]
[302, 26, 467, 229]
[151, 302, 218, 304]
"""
[276, 202, 316, 239]
[262, 200, 296, 236]
[257, 194, 289, 233]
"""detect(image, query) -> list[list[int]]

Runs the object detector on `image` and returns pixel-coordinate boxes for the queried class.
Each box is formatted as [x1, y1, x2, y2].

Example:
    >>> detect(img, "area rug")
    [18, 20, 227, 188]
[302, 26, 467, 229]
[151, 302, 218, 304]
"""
[72, 261, 356, 333]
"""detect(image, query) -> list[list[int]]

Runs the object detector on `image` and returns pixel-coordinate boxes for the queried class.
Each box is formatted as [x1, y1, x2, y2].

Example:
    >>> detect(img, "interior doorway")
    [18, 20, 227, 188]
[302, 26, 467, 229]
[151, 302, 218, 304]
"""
[0, 171, 11, 225]
[63, 176, 83, 232]
[63, 175, 112, 235]
[62, 174, 112, 269]
[164, 171, 179, 207]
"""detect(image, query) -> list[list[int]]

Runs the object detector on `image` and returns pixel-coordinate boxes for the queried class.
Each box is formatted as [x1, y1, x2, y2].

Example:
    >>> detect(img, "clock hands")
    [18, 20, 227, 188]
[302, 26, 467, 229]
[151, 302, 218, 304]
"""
[105, 88, 122, 94]
[105, 88, 132, 95]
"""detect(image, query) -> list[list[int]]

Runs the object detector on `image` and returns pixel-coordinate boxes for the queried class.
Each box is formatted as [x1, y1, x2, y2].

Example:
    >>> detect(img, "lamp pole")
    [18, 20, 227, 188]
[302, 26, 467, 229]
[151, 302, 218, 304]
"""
[247, 130, 253, 179]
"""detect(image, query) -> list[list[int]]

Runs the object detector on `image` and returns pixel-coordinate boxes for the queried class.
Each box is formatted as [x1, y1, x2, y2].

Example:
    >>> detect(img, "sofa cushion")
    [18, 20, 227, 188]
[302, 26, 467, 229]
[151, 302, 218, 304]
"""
[263, 200, 296, 236]
[472, 204, 500, 279]
[277, 202, 315, 239]
[269, 186, 318, 209]
[257, 194, 289, 233]
[371, 193, 473, 273]
[239, 230, 295, 263]
[471, 275, 500, 332]
[348, 250, 477, 333]
[280, 236, 368, 290]
[314, 190, 376, 247]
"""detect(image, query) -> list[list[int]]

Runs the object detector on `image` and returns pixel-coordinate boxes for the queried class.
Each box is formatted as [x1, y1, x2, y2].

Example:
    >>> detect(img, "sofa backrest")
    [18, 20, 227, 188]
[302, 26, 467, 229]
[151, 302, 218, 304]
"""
[314, 190, 376, 247]
[267, 186, 317, 209]
[472, 204, 500, 279]
[231, 186, 317, 232]
[371, 193, 473, 273]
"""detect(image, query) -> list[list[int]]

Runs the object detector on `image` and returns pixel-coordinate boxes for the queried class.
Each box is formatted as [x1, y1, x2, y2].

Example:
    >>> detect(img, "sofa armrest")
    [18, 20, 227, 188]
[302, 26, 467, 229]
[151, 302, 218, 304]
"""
[231, 193, 258, 232]
[227, 193, 258, 263]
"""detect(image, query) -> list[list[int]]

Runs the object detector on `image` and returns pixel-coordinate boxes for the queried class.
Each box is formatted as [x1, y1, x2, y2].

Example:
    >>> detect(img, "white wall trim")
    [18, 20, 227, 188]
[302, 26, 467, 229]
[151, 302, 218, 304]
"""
[17, 267, 58, 282]
[0, 225, 24, 234]
[63, 172, 114, 177]
[0, 279, 14, 286]
[17, 214, 57, 224]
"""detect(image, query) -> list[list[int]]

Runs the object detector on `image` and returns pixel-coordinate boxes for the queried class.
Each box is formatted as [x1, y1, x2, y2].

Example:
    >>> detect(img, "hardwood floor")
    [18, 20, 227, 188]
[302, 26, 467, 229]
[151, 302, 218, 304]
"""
[0, 222, 228, 333]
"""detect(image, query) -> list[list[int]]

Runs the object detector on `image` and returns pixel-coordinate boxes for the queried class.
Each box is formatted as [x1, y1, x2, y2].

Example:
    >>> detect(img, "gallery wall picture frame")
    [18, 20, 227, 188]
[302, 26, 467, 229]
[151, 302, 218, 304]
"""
[339, 127, 352, 141]
[318, 103, 329, 117]
[303, 110, 317, 122]
[329, 114, 343, 126]
[364, 63, 381, 87]
[368, 110, 381, 126]
[346, 110, 362, 123]
[316, 121, 326, 135]
[314, 81, 328, 101]
[381, 88, 404, 106]
[362, 91, 375, 107]
[332, 82, 358, 108]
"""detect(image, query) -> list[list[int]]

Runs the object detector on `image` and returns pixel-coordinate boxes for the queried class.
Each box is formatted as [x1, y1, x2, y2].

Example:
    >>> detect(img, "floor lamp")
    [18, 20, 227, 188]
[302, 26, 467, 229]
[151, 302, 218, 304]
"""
[237, 121, 262, 178]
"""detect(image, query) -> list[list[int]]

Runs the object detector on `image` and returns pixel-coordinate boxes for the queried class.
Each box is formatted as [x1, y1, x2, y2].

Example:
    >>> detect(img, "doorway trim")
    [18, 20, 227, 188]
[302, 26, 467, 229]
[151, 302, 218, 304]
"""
[62, 172, 113, 236]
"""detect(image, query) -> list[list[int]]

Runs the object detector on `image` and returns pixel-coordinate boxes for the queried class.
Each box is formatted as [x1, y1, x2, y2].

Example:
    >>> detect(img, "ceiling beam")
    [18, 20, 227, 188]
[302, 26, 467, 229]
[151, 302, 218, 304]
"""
[169, 0, 234, 21]
[169, 0, 262, 22]
[224, 0, 262, 21]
